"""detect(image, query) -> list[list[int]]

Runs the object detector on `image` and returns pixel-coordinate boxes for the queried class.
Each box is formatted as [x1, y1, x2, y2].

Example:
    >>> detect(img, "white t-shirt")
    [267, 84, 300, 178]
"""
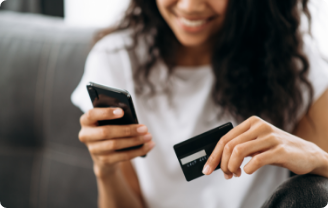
[71, 30, 328, 208]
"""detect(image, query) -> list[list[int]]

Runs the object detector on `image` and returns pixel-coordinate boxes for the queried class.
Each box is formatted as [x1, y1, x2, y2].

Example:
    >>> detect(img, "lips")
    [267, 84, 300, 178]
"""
[176, 15, 215, 33]
[179, 17, 207, 27]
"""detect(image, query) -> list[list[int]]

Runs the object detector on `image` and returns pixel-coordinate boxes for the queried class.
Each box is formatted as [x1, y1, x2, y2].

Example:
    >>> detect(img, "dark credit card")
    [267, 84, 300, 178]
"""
[173, 122, 233, 181]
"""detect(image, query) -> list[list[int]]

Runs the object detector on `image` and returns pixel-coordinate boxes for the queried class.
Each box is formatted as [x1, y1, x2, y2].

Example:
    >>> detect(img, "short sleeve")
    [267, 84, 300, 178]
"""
[295, 35, 328, 123]
[304, 35, 328, 102]
[71, 31, 133, 113]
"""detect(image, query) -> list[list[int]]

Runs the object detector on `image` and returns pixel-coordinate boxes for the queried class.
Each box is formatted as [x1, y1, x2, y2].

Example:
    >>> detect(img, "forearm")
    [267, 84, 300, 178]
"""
[293, 89, 328, 178]
[294, 130, 328, 178]
[310, 149, 328, 178]
[96, 168, 144, 208]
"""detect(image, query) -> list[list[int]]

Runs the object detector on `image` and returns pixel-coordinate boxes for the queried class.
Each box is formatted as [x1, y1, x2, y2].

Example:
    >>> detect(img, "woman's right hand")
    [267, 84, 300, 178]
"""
[79, 107, 155, 178]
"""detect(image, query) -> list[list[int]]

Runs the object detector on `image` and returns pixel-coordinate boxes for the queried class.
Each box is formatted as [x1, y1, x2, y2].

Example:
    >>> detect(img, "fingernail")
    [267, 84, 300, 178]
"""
[137, 126, 148, 133]
[149, 141, 155, 149]
[233, 173, 240, 178]
[113, 108, 123, 115]
[202, 165, 211, 175]
[224, 173, 231, 180]
[143, 134, 152, 141]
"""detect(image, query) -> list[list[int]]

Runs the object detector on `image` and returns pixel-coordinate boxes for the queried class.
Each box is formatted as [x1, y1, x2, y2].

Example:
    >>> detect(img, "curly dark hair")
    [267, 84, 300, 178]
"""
[96, 0, 313, 130]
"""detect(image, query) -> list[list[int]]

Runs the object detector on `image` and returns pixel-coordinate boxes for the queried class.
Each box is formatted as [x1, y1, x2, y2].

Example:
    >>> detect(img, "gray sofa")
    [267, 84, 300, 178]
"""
[0, 11, 99, 208]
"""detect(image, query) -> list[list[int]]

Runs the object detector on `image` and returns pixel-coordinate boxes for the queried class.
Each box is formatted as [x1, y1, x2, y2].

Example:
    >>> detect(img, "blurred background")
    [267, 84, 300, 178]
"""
[0, 0, 327, 208]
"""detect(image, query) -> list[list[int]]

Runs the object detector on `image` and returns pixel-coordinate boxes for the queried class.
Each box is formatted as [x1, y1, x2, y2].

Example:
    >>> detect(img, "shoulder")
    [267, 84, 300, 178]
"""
[291, 34, 328, 130]
[302, 34, 328, 102]
[92, 29, 133, 54]
[86, 29, 136, 75]
[83, 29, 136, 90]
[85, 29, 134, 82]
[70, 30, 136, 113]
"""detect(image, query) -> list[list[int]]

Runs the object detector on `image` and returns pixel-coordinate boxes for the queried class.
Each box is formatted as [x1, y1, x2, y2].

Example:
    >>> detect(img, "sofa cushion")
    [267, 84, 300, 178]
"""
[0, 143, 97, 208]
[0, 11, 99, 208]
[0, 11, 96, 147]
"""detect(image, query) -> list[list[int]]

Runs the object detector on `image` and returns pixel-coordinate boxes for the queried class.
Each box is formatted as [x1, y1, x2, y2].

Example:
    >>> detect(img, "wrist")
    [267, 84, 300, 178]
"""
[94, 163, 120, 180]
[310, 150, 328, 178]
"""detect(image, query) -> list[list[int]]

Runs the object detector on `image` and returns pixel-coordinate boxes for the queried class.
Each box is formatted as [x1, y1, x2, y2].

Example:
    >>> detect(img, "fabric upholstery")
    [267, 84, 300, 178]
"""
[0, 11, 99, 208]
[0, 0, 40, 14]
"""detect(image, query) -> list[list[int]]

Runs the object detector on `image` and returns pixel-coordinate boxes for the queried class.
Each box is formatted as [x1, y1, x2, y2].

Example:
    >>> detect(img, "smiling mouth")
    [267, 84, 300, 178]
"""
[176, 14, 218, 32]
[180, 17, 208, 27]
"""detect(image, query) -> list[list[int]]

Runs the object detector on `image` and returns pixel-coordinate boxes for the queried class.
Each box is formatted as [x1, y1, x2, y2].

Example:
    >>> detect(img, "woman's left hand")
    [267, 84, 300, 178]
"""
[202, 116, 326, 179]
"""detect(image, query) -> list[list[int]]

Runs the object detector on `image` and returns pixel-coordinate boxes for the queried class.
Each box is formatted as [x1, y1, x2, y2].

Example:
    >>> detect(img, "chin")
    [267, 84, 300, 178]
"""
[176, 35, 209, 48]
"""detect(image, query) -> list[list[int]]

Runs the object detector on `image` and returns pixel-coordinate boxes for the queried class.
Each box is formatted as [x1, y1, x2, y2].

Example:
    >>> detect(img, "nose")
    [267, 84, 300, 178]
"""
[177, 0, 207, 13]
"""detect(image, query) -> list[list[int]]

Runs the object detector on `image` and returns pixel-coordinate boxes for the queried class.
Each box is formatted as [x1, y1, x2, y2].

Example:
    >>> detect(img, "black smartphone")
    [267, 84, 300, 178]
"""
[86, 82, 145, 154]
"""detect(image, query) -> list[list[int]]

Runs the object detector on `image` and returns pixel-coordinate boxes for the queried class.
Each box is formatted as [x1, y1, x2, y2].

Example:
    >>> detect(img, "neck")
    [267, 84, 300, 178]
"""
[175, 44, 212, 67]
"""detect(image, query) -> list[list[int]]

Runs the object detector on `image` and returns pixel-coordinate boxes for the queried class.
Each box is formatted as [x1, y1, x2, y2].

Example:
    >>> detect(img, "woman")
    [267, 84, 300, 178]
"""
[71, 0, 328, 207]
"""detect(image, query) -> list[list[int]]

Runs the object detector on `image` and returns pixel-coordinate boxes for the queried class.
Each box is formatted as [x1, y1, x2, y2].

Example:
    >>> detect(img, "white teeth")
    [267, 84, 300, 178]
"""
[180, 17, 207, 27]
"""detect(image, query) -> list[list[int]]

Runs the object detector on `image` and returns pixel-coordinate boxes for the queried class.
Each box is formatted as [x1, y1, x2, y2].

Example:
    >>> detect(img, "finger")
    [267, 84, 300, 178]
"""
[220, 117, 256, 144]
[243, 149, 276, 174]
[97, 141, 155, 165]
[203, 128, 256, 176]
[221, 127, 261, 175]
[202, 117, 261, 176]
[80, 107, 124, 126]
[228, 135, 277, 174]
[202, 141, 224, 175]
[88, 133, 152, 155]
[203, 119, 254, 175]
[233, 168, 242, 177]
[79, 124, 148, 143]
